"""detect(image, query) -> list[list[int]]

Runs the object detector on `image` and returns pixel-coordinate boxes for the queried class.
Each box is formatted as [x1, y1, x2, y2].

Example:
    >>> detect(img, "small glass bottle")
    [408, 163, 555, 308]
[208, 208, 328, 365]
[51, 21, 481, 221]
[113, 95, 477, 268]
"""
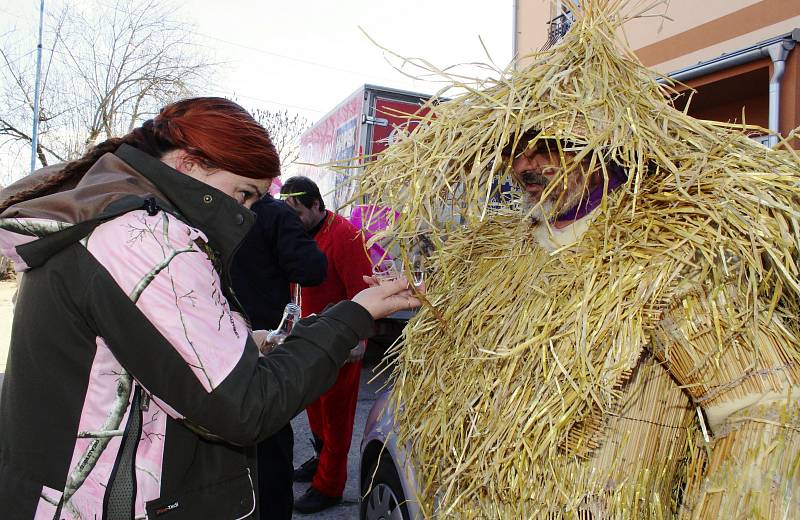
[265, 303, 301, 346]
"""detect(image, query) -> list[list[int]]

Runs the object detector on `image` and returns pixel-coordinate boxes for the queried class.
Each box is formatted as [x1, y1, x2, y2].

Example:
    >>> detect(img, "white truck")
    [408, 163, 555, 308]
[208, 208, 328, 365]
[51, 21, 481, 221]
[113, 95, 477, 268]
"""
[297, 84, 435, 214]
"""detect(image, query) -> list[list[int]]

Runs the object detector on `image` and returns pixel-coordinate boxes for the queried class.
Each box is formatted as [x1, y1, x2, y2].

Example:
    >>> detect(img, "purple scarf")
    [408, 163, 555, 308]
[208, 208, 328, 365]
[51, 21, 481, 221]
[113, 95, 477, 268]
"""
[555, 165, 628, 223]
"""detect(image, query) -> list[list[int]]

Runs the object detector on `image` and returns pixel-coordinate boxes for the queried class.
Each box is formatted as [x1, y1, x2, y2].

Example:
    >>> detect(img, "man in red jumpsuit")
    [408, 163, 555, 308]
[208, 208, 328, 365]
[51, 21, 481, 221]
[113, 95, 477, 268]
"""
[280, 176, 372, 514]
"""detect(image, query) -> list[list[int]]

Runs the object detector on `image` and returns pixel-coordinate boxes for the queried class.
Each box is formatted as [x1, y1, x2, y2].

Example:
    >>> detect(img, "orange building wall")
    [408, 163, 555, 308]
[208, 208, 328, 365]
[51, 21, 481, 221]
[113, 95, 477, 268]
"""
[514, 0, 800, 141]
[627, 0, 799, 70]
[515, 0, 553, 59]
[782, 50, 800, 139]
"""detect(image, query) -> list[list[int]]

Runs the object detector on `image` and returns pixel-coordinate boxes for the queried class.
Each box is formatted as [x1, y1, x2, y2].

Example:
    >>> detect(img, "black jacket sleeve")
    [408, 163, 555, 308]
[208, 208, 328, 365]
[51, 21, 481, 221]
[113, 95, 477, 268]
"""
[269, 201, 327, 287]
[231, 197, 328, 329]
[86, 258, 373, 445]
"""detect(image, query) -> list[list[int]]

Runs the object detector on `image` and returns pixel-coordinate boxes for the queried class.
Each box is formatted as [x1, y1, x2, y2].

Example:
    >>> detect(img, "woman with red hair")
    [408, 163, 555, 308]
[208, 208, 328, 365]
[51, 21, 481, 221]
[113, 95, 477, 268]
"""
[0, 97, 418, 520]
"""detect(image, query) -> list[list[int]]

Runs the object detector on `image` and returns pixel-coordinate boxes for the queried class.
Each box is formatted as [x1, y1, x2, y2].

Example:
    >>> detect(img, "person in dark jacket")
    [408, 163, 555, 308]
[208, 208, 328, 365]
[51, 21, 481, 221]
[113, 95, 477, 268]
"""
[0, 97, 420, 520]
[231, 193, 327, 520]
[232, 194, 327, 329]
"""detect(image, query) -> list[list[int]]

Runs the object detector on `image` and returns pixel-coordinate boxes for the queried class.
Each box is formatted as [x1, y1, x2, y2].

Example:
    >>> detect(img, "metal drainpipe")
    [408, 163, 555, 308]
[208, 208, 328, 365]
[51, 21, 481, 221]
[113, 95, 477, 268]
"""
[766, 41, 795, 147]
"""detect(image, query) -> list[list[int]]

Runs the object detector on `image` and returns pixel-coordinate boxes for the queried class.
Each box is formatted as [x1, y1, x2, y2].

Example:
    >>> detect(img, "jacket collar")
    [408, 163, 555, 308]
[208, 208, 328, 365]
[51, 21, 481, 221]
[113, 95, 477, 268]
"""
[309, 210, 332, 237]
[114, 144, 255, 280]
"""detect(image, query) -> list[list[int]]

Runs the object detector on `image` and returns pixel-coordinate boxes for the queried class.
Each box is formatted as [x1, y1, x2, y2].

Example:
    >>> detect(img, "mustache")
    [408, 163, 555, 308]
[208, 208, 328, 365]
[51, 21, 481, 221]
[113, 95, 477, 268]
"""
[520, 171, 550, 186]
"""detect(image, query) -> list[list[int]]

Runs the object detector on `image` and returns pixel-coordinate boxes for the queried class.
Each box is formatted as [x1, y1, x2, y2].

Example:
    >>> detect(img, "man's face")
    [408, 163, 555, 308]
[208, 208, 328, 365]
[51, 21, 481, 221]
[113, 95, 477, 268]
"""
[510, 146, 588, 222]
[285, 197, 321, 230]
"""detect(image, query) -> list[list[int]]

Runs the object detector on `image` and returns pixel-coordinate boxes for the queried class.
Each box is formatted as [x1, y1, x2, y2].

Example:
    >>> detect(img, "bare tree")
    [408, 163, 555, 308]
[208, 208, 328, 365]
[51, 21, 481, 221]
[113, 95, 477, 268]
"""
[0, 8, 70, 168]
[252, 108, 310, 167]
[0, 0, 215, 172]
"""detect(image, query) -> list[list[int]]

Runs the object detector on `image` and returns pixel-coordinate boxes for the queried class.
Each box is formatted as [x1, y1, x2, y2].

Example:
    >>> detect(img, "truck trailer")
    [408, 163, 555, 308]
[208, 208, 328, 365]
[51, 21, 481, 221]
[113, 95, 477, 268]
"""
[297, 84, 436, 214]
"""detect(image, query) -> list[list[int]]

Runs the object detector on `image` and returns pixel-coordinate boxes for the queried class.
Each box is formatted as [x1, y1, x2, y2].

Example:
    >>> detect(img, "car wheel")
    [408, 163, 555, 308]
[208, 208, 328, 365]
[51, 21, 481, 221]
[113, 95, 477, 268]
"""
[361, 453, 410, 520]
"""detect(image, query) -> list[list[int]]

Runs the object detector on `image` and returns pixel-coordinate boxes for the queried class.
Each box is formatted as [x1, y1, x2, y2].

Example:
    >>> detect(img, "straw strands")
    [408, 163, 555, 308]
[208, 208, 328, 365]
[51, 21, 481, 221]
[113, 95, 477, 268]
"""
[354, 0, 800, 517]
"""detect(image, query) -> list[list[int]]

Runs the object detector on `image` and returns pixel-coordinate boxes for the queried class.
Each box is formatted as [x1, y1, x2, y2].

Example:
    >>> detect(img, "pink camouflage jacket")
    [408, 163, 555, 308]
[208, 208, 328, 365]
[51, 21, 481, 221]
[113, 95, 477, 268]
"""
[0, 145, 372, 519]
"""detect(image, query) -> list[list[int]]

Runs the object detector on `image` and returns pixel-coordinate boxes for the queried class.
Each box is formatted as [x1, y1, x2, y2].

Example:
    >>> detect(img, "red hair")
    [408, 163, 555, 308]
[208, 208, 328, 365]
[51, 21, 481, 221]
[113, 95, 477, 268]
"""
[0, 97, 279, 211]
[155, 97, 280, 180]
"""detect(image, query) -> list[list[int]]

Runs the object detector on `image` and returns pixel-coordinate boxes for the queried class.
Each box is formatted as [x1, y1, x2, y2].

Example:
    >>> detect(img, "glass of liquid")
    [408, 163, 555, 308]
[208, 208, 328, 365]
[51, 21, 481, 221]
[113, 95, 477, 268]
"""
[398, 254, 425, 288]
[371, 259, 401, 285]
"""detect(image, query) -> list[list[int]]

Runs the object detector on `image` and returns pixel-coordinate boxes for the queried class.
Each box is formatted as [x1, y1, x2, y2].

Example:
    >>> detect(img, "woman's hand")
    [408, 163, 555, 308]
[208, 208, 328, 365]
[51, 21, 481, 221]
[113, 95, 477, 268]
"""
[351, 276, 423, 320]
[251, 329, 277, 355]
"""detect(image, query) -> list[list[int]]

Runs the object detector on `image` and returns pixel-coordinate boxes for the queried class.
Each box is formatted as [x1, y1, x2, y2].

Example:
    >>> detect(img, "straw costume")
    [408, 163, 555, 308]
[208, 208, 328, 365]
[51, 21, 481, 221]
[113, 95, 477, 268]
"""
[355, 0, 800, 518]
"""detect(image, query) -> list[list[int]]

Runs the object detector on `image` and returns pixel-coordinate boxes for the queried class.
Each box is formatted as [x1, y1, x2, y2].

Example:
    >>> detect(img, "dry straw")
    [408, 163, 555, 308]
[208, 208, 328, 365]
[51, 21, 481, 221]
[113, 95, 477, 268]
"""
[353, 0, 800, 517]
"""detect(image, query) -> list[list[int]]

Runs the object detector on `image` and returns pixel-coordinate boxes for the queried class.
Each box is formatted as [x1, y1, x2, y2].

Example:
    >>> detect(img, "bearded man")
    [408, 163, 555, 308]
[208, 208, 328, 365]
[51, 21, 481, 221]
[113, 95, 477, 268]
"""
[372, 126, 800, 518]
[354, 4, 800, 518]
[505, 135, 625, 228]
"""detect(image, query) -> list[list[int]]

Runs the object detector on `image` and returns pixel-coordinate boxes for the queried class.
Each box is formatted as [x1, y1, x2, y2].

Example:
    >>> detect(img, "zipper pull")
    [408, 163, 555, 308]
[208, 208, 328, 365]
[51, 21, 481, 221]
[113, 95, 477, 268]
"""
[144, 197, 160, 216]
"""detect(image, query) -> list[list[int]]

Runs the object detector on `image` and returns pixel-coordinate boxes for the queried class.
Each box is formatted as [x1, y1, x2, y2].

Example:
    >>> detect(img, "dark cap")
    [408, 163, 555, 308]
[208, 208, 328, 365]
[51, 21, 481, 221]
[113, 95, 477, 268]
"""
[501, 128, 538, 157]
[501, 129, 583, 158]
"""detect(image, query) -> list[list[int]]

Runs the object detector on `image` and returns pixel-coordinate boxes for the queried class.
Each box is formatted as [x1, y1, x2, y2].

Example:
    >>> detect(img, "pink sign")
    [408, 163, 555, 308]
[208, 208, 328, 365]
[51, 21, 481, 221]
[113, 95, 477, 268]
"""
[349, 204, 399, 266]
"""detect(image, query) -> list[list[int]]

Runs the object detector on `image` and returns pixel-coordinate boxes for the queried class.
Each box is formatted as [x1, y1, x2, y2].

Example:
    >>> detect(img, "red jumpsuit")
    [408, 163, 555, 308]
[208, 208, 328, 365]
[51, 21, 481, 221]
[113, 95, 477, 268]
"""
[300, 210, 372, 497]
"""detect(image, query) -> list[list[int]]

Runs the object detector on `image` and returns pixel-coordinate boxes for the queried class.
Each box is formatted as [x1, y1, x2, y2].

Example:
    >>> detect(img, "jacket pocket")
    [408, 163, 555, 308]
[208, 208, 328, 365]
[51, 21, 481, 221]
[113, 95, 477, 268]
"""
[144, 469, 255, 520]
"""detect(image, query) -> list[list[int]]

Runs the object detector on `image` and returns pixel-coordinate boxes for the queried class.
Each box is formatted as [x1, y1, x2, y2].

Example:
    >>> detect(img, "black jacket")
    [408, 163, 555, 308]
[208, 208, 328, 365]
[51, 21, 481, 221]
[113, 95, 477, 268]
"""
[0, 145, 373, 519]
[231, 195, 326, 330]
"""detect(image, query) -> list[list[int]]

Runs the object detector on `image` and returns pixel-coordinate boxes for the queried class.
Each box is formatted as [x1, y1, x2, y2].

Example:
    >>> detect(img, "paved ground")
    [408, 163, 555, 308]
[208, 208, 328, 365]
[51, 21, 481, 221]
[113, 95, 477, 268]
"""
[0, 279, 15, 374]
[0, 279, 16, 393]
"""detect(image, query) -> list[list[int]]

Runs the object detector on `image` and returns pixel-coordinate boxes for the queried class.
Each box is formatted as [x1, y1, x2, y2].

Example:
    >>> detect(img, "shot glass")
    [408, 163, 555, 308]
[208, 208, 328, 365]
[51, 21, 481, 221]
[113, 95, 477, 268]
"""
[397, 256, 425, 288]
[372, 259, 400, 285]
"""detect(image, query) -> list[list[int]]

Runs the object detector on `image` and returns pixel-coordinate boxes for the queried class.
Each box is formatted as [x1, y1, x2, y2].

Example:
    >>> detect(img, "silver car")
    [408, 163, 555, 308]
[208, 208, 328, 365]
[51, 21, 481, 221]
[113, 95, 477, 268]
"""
[359, 389, 422, 520]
